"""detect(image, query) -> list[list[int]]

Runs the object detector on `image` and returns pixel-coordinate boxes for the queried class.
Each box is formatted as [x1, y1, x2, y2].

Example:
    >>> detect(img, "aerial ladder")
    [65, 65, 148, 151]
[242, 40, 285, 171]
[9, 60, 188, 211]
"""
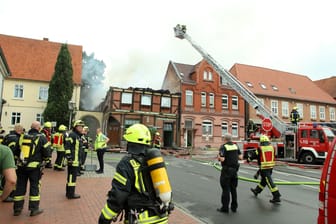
[173, 24, 292, 136]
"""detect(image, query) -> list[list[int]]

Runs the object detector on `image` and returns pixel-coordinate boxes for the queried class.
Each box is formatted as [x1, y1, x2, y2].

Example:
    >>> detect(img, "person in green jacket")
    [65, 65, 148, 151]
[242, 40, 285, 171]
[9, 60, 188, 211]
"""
[0, 145, 17, 202]
[95, 128, 109, 174]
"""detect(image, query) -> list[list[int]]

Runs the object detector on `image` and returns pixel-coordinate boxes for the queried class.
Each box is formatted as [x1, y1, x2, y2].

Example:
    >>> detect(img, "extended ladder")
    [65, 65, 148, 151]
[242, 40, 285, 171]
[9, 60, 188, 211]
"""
[174, 24, 289, 135]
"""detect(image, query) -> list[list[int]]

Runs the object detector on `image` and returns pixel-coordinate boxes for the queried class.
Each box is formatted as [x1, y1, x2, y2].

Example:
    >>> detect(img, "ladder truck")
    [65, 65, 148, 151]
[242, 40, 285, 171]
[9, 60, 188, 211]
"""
[174, 24, 335, 164]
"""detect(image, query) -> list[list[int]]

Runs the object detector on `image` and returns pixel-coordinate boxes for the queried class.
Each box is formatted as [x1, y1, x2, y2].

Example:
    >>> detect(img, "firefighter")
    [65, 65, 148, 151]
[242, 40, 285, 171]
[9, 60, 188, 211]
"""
[80, 126, 91, 171]
[0, 125, 5, 144]
[53, 125, 67, 171]
[64, 120, 84, 199]
[98, 123, 173, 224]
[249, 135, 281, 203]
[13, 121, 51, 216]
[217, 133, 243, 213]
[94, 128, 109, 174]
[290, 106, 300, 125]
[41, 121, 53, 168]
[1, 123, 24, 202]
[152, 131, 161, 149]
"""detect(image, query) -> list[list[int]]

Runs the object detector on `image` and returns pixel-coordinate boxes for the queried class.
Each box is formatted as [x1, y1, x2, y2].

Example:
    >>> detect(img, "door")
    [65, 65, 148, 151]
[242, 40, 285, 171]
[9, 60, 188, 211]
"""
[107, 116, 120, 147]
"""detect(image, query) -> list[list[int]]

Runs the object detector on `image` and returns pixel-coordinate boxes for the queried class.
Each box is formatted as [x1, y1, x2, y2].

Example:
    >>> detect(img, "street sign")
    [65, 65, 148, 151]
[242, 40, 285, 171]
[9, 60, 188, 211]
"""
[262, 118, 273, 132]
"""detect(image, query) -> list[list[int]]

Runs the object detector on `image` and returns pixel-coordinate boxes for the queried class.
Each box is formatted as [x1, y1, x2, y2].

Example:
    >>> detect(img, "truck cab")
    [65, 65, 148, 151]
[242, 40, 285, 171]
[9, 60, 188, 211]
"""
[318, 137, 336, 224]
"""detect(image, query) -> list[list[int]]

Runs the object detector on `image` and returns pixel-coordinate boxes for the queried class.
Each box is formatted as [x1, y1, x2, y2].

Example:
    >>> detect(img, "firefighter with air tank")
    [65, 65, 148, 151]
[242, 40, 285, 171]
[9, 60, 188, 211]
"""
[98, 123, 173, 224]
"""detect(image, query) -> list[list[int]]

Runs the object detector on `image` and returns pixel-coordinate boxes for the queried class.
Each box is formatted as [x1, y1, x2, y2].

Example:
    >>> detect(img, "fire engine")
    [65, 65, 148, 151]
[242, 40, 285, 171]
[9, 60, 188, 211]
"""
[174, 24, 335, 164]
[318, 137, 336, 224]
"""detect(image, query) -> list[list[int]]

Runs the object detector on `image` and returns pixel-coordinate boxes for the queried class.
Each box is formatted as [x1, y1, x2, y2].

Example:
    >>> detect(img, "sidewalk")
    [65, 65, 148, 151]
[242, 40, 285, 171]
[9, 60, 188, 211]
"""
[0, 152, 202, 224]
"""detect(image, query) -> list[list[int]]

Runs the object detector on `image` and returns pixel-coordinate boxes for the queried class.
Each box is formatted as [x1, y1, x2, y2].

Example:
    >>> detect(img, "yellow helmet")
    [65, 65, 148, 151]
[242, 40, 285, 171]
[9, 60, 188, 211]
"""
[260, 135, 270, 143]
[44, 121, 52, 128]
[123, 124, 151, 146]
[293, 106, 298, 110]
[59, 125, 67, 131]
[73, 120, 85, 127]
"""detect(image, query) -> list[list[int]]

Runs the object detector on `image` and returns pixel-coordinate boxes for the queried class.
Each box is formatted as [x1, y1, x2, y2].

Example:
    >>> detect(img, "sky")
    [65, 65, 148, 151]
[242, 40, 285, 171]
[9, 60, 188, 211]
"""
[1, 0, 336, 93]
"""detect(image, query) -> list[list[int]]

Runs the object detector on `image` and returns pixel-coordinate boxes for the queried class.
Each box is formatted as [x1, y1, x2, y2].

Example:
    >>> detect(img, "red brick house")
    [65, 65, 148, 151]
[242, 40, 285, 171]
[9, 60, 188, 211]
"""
[100, 87, 180, 148]
[314, 76, 336, 100]
[162, 60, 245, 149]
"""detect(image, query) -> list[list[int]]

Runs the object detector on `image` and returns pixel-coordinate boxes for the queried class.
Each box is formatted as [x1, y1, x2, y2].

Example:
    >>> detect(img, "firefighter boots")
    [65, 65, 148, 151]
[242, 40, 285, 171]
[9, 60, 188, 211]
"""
[30, 208, 44, 216]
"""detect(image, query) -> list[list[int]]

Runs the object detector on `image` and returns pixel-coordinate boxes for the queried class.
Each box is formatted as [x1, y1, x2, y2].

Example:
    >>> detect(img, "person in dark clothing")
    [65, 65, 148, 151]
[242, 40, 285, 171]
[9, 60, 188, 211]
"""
[64, 120, 84, 199]
[290, 106, 300, 125]
[12, 121, 51, 216]
[217, 133, 243, 213]
[41, 121, 53, 168]
[249, 135, 281, 203]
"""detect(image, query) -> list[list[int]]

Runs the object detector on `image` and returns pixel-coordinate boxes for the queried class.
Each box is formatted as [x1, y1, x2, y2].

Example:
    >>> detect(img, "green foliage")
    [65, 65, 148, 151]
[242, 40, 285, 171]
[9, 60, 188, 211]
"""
[43, 44, 74, 126]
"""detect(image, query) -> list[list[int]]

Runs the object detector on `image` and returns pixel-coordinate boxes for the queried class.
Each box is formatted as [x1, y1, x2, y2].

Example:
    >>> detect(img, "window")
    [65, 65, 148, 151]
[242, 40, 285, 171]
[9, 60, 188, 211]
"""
[271, 100, 278, 115]
[297, 103, 303, 118]
[161, 97, 171, 108]
[282, 101, 289, 117]
[11, 112, 21, 125]
[121, 92, 132, 104]
[319, 106, 326, 120]
[201, 92, 206, 107]
[232, 95, 238, 110]
[209, 93, 214, 108]
[259, 83, 267, 89]
[124, 119, 139, 128]
[221, 122, 228, 136]
[141, 94, 151, 106]
[271, 85, 279, 91]
[203, 70, 212, 81]
[310, 105, 317, 120]
[186, 90, 193, 106]
[246, 82, 253, 88]
[185, 119, 193, 129]
[330, 107, 335, 121]
[38, 87, 48, 101]
[202, 120, 213, 136]
[14, 84, 24, 99]
[222, 94, 228, 109]
[36, 113, 43, 123]
[232, 122, 238, 137]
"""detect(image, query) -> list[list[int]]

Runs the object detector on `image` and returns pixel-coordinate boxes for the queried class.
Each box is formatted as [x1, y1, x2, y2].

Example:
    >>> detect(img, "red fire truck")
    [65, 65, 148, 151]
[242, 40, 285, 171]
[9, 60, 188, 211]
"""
[318, 137, 336, 224]
[174, 24, 335, 164]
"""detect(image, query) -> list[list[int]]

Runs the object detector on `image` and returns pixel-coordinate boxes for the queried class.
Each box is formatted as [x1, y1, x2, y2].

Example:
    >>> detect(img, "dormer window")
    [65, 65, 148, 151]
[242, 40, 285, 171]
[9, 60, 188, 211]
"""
[271, 85, 278, 91]
[289, 87, 296, 94]
[246, 82, 253, 88]
[259, 83, 267, 89]
[203, 70, 213, 81]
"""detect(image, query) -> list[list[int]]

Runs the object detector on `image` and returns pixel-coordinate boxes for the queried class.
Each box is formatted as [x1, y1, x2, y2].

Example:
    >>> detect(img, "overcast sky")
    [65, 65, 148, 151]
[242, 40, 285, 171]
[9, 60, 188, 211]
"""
[1, 0, 336, 91]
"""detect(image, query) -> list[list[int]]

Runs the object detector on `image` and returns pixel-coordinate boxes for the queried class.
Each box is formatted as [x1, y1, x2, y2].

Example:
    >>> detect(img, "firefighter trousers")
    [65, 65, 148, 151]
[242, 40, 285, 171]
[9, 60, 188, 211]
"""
[66, 165, 79, 197]
[220, 167, 238, 211]
[54, 150, 65, 169]
[13, 167, 42, 211]
[254, 168, 280, 198]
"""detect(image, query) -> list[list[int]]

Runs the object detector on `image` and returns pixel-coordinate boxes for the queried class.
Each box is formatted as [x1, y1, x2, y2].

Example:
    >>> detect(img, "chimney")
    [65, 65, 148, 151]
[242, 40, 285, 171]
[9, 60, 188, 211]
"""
[43, 37, 49, 41]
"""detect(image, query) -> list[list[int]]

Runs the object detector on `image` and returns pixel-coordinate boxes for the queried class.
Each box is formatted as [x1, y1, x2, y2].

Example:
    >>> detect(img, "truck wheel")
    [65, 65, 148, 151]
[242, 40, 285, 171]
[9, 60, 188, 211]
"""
[301, 152, 315, 164]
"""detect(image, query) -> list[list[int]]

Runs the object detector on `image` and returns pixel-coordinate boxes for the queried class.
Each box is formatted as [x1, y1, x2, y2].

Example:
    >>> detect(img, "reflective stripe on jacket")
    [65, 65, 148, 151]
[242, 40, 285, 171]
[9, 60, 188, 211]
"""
[258, 145, 275, 169]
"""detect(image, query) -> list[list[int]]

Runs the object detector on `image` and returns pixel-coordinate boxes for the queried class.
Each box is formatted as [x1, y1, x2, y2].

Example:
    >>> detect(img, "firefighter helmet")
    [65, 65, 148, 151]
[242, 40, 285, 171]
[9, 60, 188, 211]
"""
[260, 135, 270, 143]
[44, 121, 52, 128]
[59, 125, 67, 131]
[293, 106, 298, 110]
[73, 120, 85, 127]
[123, 124, 151, 146]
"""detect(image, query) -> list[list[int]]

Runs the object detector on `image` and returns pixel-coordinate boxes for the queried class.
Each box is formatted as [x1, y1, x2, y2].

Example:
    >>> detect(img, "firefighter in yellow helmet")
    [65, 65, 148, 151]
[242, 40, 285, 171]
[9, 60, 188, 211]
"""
[290, 106, 300, 125]
[98, 123, 174, 224]
[41, 121, 53, 168]
[249, 135, 281, 203]
[64, 120, 84, 199]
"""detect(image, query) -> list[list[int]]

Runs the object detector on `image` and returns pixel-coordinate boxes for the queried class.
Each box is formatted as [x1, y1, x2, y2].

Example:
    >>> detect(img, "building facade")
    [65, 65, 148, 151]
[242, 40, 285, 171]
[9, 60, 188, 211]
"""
[0, 34, 83, 131]
[100, 87, 180, 148]
[0, 47, 10, 122]
[162, 60, 245, 149]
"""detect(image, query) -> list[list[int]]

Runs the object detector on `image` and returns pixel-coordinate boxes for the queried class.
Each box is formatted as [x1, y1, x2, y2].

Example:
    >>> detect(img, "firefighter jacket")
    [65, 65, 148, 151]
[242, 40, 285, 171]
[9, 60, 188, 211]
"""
[255, 144, 275, 170]
[15, 129, 51, 168]
[290, 110, 300, 123]
[64, 129, 82, 167]
[2, 130, 21, 153]
[219, 142, 241, 169]
[81, 134, 91, 152]
[53, 131, 66, 152]
[41, 128, 53, 143]
[99, 155, 169, 224]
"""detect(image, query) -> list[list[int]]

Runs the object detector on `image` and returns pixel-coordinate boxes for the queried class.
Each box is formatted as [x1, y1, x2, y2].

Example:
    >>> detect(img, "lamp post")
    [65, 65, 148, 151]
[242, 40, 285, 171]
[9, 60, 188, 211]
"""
[68, 101, 76, 128]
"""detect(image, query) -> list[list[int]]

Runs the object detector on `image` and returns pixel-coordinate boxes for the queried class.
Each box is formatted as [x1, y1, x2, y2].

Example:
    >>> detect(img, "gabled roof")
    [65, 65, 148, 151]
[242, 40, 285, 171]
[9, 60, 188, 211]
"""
[0, 34, 82, 84]
[230, 63, 336, 104]
[171, 61, 197, 84]
[314, 76, 336, 99]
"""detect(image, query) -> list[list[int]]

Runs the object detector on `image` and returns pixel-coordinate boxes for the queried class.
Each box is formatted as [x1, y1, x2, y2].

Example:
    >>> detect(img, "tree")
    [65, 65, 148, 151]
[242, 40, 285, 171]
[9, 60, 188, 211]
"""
[80, 52, 106, 111]
[43, 44, 74, 127]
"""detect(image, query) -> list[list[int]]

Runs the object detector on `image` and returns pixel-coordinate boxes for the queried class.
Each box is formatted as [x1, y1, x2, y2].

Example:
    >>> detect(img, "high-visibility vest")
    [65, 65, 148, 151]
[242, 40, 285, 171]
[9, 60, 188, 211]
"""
[53, 132, 64, 150]
[259, 145, 275, 169]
